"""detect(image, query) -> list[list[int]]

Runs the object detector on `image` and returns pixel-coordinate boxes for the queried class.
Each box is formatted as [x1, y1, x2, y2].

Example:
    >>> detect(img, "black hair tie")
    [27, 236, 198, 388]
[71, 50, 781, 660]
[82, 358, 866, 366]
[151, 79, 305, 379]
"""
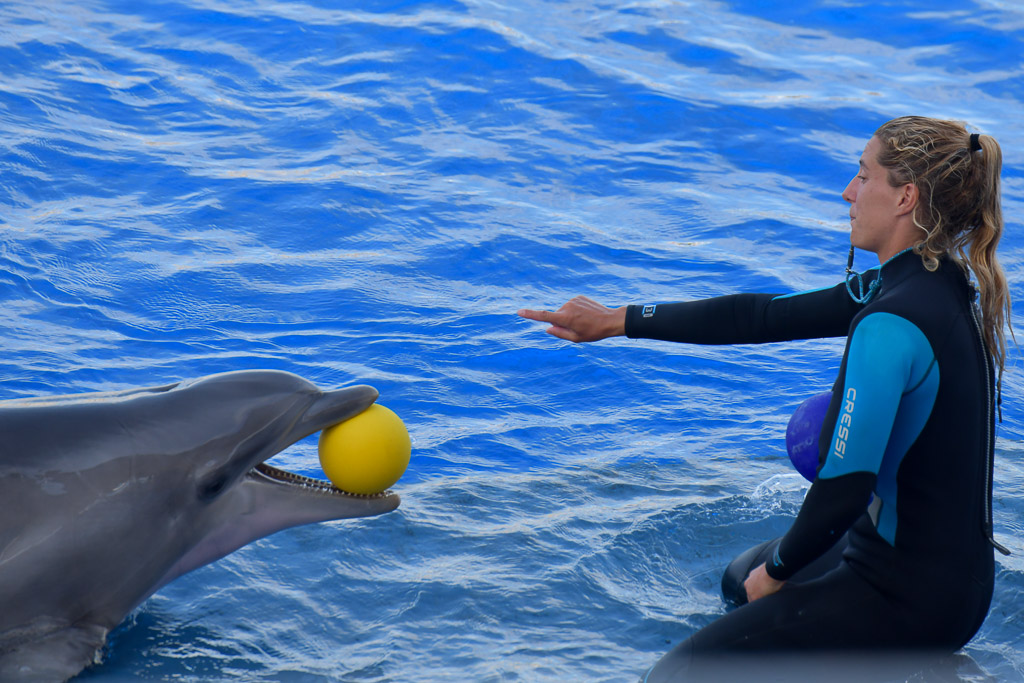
[969, 133, 982, 153]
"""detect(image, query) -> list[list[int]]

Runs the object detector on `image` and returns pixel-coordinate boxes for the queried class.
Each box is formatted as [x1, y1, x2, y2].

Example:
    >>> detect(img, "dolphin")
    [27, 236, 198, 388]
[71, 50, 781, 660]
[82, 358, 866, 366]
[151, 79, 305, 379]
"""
[0, 369, 402, 682]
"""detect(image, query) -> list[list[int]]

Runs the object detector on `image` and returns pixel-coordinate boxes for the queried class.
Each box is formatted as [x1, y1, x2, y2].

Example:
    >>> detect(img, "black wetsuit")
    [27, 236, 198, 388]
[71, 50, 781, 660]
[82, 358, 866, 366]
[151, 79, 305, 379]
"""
[628, 250, 1002, 680]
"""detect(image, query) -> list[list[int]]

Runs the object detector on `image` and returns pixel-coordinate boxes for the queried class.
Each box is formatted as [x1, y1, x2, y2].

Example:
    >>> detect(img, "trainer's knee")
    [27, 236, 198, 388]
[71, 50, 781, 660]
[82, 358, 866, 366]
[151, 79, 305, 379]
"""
[720, 538, 779, 606]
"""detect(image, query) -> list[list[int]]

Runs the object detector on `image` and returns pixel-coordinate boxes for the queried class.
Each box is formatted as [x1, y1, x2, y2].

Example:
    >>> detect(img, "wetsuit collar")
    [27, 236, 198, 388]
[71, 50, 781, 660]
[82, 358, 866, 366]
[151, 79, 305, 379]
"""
[845, 246, 918, 304]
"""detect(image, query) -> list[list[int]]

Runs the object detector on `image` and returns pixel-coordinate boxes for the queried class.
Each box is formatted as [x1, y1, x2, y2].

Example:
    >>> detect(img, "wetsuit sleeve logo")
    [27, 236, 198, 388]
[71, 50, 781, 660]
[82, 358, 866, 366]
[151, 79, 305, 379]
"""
[832, 387, 856, 460]
[642, 305, 656, 318]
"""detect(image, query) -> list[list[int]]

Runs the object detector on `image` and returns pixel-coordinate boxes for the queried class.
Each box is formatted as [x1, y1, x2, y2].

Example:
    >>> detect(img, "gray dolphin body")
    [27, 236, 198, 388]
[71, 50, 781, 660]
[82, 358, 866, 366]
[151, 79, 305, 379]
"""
[0, 370, 401, 682]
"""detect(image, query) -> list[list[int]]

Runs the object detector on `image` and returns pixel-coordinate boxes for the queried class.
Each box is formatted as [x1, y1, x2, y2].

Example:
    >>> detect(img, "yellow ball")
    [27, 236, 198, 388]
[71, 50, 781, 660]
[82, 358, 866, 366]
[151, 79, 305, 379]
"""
[318, 404, 411, 495]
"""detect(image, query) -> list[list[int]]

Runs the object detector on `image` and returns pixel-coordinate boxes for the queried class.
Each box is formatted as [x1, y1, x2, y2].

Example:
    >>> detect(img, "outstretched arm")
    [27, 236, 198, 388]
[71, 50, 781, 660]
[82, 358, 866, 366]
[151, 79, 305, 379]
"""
[518, 296, 626, 343]
[522, 281, 861, 347]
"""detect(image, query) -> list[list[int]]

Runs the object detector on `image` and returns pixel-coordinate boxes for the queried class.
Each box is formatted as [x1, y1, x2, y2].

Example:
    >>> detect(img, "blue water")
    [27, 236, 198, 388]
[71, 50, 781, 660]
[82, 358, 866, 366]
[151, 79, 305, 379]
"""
[3, 0, 1024, 680]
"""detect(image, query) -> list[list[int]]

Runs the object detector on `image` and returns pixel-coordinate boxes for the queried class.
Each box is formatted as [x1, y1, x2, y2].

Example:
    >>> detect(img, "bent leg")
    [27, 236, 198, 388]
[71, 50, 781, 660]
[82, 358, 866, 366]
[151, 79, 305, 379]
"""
[646, 562, 936, 682]
[721, 533, 849, 606]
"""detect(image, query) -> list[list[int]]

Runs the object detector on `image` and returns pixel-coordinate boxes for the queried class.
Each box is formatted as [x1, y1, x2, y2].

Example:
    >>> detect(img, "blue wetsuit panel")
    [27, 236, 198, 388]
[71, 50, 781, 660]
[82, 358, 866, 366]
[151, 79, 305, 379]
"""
[817, 313, 938, 547]
[819, 313, 938, 478]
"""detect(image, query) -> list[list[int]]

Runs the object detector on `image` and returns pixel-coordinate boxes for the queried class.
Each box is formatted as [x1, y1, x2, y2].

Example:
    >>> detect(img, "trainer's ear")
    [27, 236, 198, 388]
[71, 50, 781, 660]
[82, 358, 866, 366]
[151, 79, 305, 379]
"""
[895, 182, 918, 216]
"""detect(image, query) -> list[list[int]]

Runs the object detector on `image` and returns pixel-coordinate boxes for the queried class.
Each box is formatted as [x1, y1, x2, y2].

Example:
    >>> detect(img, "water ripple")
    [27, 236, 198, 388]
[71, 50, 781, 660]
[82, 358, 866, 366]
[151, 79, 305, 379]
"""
[4, 0, 1024, 680]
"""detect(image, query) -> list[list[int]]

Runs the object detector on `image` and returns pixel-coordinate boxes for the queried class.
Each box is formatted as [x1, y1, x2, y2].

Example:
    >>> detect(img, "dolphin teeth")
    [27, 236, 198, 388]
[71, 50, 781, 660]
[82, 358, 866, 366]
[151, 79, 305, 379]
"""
[250, 463, 391, 499]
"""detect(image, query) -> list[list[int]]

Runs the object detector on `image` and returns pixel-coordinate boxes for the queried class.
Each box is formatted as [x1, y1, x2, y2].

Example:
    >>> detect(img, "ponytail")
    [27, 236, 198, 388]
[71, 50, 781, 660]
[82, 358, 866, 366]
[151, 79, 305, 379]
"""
[873, 117, 1013, 380]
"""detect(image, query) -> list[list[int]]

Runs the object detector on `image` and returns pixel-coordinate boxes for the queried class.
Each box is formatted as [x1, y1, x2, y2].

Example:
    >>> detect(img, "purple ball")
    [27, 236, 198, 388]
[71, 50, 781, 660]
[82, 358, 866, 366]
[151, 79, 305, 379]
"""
[785, 391, 832, 482]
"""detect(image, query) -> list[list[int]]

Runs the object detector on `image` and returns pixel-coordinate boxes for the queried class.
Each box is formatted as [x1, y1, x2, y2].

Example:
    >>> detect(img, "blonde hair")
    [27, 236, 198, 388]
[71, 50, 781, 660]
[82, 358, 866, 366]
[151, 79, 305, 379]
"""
[873, 116, 1013, 379]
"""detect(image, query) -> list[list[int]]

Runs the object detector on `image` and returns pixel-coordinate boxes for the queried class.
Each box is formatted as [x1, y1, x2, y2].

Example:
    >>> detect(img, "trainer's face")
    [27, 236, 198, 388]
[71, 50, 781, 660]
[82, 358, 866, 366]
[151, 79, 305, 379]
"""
[842, 136, 909, 258]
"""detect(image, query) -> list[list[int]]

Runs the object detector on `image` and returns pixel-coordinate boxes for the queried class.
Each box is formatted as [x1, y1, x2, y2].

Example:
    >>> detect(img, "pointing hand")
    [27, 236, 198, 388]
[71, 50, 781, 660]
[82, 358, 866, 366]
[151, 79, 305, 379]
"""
[517, 296, 626, 343]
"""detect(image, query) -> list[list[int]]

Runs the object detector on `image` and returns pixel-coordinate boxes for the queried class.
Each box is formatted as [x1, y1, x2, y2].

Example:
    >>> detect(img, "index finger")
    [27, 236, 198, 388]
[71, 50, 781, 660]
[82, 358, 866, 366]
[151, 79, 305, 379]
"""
[517, 308, 558, 323]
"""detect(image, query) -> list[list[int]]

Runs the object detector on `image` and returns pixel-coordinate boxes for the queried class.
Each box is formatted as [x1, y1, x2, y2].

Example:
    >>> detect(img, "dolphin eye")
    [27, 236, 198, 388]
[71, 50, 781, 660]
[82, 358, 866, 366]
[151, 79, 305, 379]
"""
[199, 473, 229, 501]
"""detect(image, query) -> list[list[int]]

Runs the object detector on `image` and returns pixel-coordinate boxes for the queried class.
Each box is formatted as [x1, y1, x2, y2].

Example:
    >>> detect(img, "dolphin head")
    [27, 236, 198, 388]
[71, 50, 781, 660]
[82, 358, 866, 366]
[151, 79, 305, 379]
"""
[0, 370, 401, 681]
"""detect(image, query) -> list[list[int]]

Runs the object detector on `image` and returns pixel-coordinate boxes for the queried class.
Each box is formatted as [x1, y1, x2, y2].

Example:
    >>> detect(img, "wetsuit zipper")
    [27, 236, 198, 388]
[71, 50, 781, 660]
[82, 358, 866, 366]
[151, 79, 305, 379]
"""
[968, 297, 1011, 556]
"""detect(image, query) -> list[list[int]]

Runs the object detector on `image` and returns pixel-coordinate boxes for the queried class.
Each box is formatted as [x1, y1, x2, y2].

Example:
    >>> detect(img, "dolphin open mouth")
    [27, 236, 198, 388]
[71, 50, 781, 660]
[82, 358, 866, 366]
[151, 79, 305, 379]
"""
[250, 463, 395, 499]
